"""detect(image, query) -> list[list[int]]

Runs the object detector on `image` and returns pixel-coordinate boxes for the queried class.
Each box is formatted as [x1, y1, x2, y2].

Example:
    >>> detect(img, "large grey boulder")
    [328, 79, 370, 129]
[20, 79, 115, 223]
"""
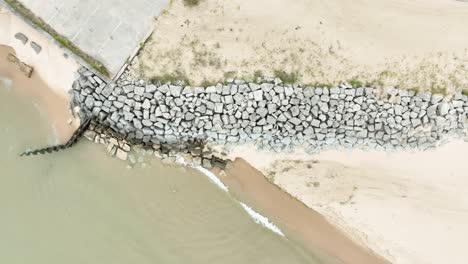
[437, 103, 450, 116]
[214, 103, 224, 113]
[146, 84, 157, 93]
[134, 86, 145, 96]
[253, 90, 263, 101]
[170, 85, 182, 97]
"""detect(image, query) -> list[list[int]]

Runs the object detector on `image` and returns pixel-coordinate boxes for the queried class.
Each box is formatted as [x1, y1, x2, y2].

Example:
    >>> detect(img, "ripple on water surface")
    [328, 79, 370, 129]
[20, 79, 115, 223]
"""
[0, 80, 325, 263]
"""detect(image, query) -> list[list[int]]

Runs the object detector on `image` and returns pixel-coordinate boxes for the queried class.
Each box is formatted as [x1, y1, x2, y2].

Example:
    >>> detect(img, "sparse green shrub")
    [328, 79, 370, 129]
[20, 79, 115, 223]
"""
[200, 79, 216, 87]
[348, 79, 363, 88]
[253, 70, 263, 81]
[150, 72, 190, 85]
[274, 70, 299, 84]
[183, 0, 200, 7]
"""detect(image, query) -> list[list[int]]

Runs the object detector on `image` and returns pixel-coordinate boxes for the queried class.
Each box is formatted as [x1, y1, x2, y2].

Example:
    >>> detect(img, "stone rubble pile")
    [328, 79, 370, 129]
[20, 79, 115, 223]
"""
[82, 120, 230, 169]
[71, 67, 468, 162]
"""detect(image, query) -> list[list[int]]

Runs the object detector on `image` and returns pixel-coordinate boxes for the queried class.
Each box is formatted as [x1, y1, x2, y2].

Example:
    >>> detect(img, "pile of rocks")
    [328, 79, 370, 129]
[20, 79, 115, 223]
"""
[82, 119, 232, 169]
[71, 67, 468, 161]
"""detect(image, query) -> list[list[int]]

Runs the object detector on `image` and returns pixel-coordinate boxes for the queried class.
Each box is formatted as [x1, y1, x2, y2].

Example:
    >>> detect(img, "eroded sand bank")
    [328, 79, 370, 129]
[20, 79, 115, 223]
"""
[222, 158, 389, 264]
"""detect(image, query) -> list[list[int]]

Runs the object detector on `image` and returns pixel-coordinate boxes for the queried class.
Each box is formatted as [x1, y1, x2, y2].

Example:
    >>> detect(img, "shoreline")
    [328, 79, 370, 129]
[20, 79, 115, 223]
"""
[225, 139, 468, 264]
[0, 4, 80, 98]
[6, 42, 468, 263]
[73, 67, 467, 264]
[1, 47, 393, 262]
[3, 1, 467, 262]
[221, 158, 389, 264]
[0, 45, 75, 142]
[0, 3, 80, 142]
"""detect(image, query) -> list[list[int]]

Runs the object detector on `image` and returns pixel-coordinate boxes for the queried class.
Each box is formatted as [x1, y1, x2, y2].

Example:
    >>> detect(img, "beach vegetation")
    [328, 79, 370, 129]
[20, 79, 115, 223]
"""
[223, 71, 236, 80]
[183, 0, 200, 7]
[309, 82, 332, 88]
[149, 71, 190, 85]
[431, 86, 447, 95]
[200, 79, 216, 87]
[348, 79, 364, 88]
[253, 70, 263, 82]
[274, 70, 299, 84]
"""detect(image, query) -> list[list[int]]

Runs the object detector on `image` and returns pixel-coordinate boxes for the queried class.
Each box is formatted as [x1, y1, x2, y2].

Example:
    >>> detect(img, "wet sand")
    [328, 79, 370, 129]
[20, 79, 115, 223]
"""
[0, 45, 75, 142]
[225, 141, 468, 264]
[222, 158, 389, 264]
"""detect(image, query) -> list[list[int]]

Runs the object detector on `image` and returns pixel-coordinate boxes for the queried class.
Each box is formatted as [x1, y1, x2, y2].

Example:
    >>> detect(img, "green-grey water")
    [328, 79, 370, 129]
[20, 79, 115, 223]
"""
[0, 78, 325, 263]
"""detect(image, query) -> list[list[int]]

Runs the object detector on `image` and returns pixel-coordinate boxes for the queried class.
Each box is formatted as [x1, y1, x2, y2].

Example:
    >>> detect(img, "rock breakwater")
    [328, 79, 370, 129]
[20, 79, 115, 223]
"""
[72, 67, 468, 164]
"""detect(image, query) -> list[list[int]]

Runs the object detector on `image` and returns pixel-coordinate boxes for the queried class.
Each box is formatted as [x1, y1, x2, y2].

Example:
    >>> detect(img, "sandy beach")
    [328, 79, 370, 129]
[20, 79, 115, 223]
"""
[132, 0, 468, 93]
[0, 3, 80, 142]
[3, 0, 468, 263]
[0, 45, 75, 142]
[131, 1, 468, 262]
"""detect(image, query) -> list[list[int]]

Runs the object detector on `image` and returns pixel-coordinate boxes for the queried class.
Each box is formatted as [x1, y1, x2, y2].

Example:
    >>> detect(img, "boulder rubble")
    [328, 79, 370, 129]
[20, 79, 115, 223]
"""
[72, 67, 468, 168]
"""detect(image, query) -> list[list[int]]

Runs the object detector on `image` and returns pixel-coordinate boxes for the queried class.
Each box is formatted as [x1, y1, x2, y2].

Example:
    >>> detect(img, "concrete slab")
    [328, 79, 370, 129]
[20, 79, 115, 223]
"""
[18, 0, 169, 77]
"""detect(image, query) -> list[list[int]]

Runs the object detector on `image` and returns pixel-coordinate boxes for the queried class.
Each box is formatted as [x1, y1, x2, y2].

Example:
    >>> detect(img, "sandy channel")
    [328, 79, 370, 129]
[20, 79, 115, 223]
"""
[222, 158, 390, 264]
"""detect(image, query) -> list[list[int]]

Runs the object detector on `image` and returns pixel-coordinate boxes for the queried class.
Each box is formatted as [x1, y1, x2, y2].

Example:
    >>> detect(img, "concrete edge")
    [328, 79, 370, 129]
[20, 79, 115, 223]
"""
[113, 25, 155, 81]
[0, 0, 111, 83]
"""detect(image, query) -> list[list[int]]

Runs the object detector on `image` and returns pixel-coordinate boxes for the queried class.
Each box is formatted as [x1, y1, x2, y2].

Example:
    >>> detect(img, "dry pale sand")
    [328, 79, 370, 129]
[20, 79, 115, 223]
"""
[0, 45, 75, 142]
[132, 0, 468, 93]
[221, 158, 389, 264]
[224, 140, 468, 264]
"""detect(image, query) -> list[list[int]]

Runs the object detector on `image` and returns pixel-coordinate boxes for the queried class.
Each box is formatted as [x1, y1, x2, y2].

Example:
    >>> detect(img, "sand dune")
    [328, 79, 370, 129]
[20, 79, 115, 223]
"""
[132, 0, 468, 93]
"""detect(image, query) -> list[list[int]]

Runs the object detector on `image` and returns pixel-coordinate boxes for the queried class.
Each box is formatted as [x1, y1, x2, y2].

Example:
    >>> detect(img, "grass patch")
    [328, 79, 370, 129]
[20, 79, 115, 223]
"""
[274, 70, 299, 84]
[462, 89, 468, 96]
[408, 87, 420, 94]
[200, 79, 216, 87]
[223, 71, 236, 80]
[183, 0, 200, 7]
[253, 70, 263, 81]
[431, 86, 447, 95]
[149, 71, 190, 85]
[309, 82, 332, 88]
[5, 0, 109, 77]
[348, 79, 363, 88]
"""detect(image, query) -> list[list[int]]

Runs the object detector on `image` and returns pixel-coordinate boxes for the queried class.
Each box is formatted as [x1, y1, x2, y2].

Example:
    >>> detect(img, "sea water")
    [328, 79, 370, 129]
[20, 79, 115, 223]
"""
[0, 78, 326, 263]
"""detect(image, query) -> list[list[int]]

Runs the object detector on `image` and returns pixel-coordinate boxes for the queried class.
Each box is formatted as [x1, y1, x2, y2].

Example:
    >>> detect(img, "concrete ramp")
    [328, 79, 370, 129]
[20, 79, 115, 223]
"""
[18, 0, 169, 77]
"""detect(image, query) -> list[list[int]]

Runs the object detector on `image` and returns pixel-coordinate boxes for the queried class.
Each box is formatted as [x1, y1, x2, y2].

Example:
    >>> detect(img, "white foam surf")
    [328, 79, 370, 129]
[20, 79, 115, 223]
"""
[175, 156, 229, 192]
[176, 156, 284, 236]
[194, 165, 229, 192]
[239, 202, 285, 237]
[0, 76, 13, 90]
